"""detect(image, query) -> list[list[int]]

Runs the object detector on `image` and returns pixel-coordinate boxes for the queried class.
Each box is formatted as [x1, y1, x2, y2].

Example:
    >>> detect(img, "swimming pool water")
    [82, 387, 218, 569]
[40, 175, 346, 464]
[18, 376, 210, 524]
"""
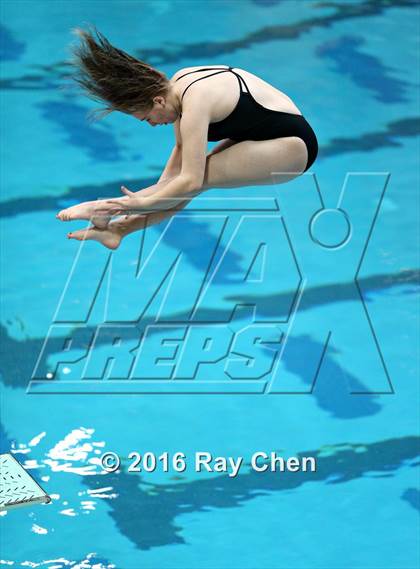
[1, 1, 419, 568]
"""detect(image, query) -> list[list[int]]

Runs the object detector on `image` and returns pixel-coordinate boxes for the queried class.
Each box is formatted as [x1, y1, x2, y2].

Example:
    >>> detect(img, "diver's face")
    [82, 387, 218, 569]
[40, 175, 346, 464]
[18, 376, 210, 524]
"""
[133, 96, 178, 126]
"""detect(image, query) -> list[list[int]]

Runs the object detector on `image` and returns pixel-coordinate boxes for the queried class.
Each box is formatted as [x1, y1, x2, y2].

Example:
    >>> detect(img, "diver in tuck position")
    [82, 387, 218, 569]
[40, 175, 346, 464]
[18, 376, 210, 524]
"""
[57, 28, 318, 249]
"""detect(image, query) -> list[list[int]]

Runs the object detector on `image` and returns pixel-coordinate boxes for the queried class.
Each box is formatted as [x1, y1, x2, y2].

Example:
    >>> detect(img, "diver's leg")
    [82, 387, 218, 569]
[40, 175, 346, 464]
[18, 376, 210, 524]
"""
[66, 137, 308, 247]
[201, 136, 308, 189]
[59, 137, 306, 224]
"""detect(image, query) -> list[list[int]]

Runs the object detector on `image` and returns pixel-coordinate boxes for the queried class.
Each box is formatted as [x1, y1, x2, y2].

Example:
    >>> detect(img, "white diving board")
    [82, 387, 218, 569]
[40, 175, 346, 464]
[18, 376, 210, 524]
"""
[0, 453, 51, 510]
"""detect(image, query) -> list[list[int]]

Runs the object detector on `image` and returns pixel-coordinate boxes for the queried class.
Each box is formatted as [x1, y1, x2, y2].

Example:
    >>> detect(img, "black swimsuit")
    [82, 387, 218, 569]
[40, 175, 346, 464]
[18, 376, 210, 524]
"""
[175, 66, 318, 172]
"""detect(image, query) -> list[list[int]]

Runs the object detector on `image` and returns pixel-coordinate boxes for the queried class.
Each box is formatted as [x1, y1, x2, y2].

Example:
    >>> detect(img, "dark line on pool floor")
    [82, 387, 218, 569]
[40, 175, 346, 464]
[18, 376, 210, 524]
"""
[81, 435, 419, 550]
[37, 100, 126, 163]
[1, 268, 417, 419]
[0, 116, 418, 220]
[315, 35, 411, 103]
[0, 23, 26, 62]
[321, 117, 420, 157]
[133, 0, 418, 64]
[0, 1, 417, 89]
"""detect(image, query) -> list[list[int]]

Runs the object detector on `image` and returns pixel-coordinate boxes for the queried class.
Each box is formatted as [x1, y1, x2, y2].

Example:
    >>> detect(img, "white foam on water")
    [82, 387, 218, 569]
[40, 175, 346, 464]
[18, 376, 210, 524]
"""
[87, 487, 117, 499]
[59, 508, 77, 517]
[23, 459, 44, 470]
[2, 558, 114, 569]
[89, 493, 117, 499]
[81, 501, 96, 511]
[45, 427, 105, 475]
[11, 445, 31, 455]
[31, 524, 48, 535]
[88, 487, 113, 494]
[4, 428, 116, 535]
[28, 432, 46, 447]
[43, 460, 98, 476]
[9, 427, 107, 476]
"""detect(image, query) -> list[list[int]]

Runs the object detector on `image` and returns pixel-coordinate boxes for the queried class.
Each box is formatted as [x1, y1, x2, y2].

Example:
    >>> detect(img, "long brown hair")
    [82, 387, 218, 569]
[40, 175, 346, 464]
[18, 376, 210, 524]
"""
[69, 26, 169, 120]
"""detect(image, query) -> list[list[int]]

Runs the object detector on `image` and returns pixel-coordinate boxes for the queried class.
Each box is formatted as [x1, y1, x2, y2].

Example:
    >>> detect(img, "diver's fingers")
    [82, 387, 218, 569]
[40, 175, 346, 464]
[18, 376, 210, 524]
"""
[121, 185, 135, 196]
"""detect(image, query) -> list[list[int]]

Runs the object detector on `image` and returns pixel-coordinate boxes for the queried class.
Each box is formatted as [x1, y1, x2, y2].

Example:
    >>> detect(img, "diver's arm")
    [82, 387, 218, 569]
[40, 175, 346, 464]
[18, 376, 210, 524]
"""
[137, 105, 209, 210]
[158, 144, 182, 182]
[158, 118, 183, 182]
[102, 105, 209, 214]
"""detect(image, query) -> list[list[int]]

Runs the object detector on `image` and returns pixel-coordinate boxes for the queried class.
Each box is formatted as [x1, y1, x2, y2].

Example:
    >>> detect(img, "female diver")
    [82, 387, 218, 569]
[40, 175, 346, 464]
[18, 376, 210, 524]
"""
[57, 28, 318, 249]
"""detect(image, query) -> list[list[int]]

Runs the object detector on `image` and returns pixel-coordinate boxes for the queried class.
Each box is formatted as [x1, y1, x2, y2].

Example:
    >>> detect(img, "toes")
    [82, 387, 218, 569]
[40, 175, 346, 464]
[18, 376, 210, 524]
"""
[57, 208, 76, 221]
[68, 231, 83, 241]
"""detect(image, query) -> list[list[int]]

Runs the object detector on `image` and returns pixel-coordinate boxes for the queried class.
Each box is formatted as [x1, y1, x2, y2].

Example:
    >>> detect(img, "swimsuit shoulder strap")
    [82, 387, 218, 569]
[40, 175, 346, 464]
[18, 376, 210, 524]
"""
[176, 66, 249, 102]
[174, 67, 231, 82]
[229, 67, 251, 95]
[179, 70, 230, 102]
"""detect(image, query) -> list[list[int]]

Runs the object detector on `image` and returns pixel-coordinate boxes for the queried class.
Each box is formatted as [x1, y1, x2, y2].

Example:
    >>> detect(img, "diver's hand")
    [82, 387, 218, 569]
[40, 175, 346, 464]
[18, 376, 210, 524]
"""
[94, 186, 145, 216]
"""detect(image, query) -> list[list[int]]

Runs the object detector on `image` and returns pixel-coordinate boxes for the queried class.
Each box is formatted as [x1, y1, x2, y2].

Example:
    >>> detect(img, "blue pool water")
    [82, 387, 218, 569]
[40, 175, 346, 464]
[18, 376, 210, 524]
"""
[1, 1, 419, 568]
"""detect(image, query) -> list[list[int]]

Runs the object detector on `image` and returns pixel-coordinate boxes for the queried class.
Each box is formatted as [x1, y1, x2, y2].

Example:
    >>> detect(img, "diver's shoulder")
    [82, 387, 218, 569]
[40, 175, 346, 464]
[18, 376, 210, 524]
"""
[170, 65, 230, 82]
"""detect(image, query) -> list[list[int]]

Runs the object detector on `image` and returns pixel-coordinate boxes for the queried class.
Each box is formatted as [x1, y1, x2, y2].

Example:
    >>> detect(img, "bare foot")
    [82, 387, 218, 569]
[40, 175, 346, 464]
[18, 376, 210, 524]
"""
[57, 200, 113, 229]
[90, 215, 111, 229]
[67, 223, 123, 250]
